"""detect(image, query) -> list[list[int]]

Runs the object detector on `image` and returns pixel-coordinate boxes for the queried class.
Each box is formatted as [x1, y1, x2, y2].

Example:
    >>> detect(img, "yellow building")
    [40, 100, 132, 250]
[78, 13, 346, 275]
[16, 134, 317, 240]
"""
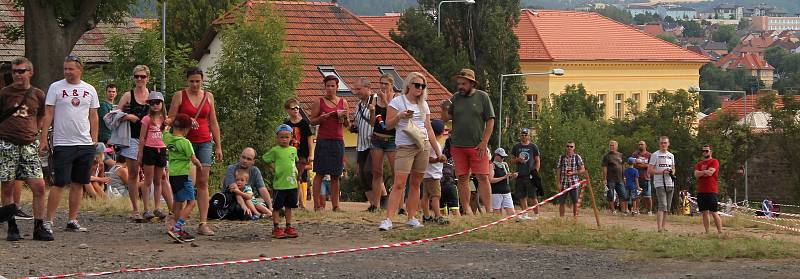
[514, 10, 709, 119]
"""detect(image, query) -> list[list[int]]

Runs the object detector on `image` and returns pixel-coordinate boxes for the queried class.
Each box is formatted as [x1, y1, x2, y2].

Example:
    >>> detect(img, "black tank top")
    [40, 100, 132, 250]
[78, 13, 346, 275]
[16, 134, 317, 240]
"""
[372, 104, 396, 136]
[491, 162, 511, 194]
[125, 92, 150, 138]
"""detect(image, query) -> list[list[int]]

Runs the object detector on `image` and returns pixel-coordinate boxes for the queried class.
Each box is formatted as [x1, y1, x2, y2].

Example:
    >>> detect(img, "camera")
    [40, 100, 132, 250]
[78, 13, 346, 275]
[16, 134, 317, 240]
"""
[348, 124, 358, 134]
[666, 169, 677, 181]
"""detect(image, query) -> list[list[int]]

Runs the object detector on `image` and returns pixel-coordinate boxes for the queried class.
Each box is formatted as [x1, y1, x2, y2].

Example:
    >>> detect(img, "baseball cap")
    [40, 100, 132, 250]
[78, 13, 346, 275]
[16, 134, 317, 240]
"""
[430, 119, 445, 136]
[147, 91, 164, 102]
[494, 148, 508, 157]
[276, 124, 293, 135]
[521, 128, 529, 134]
[95, 142, 107, 154]
[628, 157, 636, 164]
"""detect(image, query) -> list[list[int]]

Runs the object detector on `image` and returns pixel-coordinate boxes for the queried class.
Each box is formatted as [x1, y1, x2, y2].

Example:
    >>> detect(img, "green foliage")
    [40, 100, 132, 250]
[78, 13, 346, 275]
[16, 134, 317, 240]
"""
[163, 0, 240, 49]
[207, 3, 302, 178]
[552, 84, 603, 121]
[391, 9, 468, 91]
[711, 24, 739, 51]
[93, 28, 195, 101]
[764, 94, 800, 192]
[697, 112, 759, 196]
[397, 0, 529, 149]
[656, 34, 678, 44]
[764, 46, 800, 93]
[738, 18, 750, 30]
[633, 12, 660, 25]
[680, 20, 704, 38]
[595, 6, 633, 24]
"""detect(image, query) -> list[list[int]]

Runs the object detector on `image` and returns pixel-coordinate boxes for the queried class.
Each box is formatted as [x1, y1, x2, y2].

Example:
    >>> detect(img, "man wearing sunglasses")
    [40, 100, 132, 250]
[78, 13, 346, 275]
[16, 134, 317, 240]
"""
[694, 145, 722, 234]
[441, 68, 495, 215]
[0, 57, 51, 241]
[555, 141, 585, 217]
[39, 54, 100, 236]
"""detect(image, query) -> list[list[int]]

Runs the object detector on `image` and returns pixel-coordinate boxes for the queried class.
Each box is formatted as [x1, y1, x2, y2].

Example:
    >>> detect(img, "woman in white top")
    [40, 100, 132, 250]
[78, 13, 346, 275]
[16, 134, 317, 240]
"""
[378, 72, 444, 231]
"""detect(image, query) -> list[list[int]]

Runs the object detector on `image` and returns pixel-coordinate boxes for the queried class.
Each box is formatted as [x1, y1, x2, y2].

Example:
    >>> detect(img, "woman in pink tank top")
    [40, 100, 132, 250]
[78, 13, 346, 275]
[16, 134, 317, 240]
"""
[166, 67, 222, 236]
[309, 75, 350, 211]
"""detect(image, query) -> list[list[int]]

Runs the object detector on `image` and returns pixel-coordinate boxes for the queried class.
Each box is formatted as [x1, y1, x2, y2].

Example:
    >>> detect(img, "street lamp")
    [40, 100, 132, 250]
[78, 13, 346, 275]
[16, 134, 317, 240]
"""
[497, 69, 565, 148]
[437, 0, 475, 37]
[690, 87, 749, 203]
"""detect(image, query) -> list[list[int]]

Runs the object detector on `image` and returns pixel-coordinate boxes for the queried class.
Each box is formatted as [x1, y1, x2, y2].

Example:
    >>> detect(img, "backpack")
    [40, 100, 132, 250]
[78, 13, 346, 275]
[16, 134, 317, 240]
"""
[208, 192, 247, 220]
[441, 159, 456, 189]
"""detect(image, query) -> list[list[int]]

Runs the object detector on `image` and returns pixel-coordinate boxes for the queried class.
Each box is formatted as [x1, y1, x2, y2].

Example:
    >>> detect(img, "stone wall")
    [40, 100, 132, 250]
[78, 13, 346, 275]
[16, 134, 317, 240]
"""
[731, 141, 799, 205]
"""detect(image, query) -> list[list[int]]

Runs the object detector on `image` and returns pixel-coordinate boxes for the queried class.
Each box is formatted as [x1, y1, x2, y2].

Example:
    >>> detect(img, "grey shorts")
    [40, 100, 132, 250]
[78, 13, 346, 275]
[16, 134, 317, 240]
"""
[655, 186, 674, 212]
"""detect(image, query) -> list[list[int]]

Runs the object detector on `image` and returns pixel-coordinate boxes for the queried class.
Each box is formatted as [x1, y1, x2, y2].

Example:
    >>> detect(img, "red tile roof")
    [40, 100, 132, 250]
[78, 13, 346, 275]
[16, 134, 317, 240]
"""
[514, 10, 709, 62]
[0, 0, 142, 63]
[359, 15, 402, 38]
[702, 93, 800, 125]
[203, 1, 451, 114]
[716, 53, 773, 70]
[639, 23, 665, 36]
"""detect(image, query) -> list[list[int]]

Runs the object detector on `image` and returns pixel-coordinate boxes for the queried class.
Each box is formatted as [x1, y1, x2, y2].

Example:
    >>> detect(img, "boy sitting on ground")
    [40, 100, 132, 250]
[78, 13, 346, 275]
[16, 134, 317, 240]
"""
[263, 124, 300, 239]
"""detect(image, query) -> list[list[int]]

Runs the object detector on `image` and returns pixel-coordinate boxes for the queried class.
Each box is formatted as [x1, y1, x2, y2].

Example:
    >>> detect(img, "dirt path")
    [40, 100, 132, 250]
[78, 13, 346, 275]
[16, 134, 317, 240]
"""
[2, 202, 799, 278]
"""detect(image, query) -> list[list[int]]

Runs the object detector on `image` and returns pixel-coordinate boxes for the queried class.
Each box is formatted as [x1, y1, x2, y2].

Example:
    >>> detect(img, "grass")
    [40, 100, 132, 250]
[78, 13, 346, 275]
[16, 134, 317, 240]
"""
[384, 215, 800, 260]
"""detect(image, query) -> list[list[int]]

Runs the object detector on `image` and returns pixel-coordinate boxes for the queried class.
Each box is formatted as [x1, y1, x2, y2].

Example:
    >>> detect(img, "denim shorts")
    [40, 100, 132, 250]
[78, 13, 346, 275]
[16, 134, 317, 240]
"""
[555, 186, 580, 205]
[638, 178, 652, 197]
[118, 138, 140, 160]
[370, 136, 397, 152]
[170, 175, 196, 202]
[606, 181, 628, 202]
[192, 141, 214, 167]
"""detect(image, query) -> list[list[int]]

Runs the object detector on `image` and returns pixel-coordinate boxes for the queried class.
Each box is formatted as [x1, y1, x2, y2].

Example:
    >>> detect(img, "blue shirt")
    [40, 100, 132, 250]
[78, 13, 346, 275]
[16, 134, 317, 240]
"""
[624, 167, 639, 190]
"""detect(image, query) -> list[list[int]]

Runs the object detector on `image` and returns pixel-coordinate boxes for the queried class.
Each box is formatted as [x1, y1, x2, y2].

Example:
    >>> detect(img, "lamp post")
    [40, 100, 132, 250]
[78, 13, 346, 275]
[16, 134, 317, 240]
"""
[437, 0, 475, 37]
[497, 69, 565, 148]
[692, 87, 749, 203]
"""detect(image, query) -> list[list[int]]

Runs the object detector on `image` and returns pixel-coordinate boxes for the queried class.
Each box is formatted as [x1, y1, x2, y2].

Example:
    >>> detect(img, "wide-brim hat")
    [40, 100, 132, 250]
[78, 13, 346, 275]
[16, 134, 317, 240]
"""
[453, 68, 478, 84]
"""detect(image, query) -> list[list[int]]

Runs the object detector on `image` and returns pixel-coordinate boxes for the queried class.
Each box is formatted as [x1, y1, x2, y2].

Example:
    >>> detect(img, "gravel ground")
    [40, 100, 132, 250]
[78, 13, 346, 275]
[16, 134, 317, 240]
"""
[3, 204, 800, 279]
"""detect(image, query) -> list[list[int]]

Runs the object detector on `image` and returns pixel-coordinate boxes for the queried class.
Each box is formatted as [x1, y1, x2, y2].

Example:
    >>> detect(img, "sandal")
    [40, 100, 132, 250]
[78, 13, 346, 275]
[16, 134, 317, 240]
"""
[130, 212, 144, 223]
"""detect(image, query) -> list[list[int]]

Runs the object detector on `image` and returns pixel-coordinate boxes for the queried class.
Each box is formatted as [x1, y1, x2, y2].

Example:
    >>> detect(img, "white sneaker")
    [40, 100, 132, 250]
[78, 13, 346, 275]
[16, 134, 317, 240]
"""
[406, 218, 424, 228]
[378, 219, 393, 231]
[647, 212, 654, 216]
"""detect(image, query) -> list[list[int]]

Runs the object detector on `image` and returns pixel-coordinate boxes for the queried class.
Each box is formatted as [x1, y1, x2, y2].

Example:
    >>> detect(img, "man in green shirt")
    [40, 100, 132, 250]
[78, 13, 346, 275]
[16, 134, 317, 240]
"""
[441, 68, 495, 215]
[98, 84, 117, 144]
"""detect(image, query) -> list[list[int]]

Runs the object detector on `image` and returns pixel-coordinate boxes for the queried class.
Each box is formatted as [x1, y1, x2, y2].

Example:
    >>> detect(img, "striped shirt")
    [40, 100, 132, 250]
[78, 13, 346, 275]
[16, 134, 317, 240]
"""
[355, 95, 374, 152]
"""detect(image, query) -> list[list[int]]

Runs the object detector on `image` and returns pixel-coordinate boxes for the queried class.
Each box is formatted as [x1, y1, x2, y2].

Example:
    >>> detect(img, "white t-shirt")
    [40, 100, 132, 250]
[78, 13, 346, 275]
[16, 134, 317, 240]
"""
[648, 150, 676, 188]
[389, 95, 429, 146]
[424, 148, 443, 179]
[46, 79, 100, 146]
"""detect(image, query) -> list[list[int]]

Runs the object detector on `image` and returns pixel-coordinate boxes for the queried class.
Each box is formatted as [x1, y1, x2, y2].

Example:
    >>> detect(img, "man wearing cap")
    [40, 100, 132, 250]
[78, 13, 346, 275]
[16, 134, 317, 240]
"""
[511, 128, 542, 220]
[0, 57, 51, 241]
[441, 69, 495, 215]
[39, 54, 100, 236]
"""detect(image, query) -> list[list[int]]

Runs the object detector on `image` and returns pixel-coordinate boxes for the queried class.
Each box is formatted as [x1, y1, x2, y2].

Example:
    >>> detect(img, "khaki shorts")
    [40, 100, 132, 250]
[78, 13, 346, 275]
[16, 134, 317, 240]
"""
[422, 178, 442, 198]
[395, 143, 429, 174]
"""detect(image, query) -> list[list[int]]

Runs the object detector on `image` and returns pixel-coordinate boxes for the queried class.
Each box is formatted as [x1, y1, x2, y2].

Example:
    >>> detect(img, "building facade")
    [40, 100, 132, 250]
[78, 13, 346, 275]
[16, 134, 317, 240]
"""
[751, 16, 800, 31]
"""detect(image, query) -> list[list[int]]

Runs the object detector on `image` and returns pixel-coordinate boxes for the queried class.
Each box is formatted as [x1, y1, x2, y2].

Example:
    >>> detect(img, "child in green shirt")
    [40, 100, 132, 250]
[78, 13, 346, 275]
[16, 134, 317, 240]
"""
[164, 113, 202, 243]
[262, 124, 299, 239]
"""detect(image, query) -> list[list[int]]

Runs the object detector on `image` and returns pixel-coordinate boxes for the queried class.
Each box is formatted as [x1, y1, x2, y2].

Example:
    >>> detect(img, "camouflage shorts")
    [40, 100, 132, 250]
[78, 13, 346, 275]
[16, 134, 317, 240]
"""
[0, 139, 43, 181]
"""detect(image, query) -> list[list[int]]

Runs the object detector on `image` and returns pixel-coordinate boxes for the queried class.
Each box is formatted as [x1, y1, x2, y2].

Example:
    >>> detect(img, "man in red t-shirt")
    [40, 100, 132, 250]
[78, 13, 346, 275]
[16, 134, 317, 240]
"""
[694, 145, 721, 234]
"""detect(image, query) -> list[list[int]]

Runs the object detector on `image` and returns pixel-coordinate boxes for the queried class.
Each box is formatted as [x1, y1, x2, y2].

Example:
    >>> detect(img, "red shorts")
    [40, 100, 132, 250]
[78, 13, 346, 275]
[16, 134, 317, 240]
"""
[451, 146, 491, 177]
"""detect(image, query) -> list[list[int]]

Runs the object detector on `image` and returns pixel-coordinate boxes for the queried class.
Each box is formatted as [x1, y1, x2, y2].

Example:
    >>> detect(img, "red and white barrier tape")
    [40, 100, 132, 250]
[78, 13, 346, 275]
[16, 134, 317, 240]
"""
[23, 181, 587, 279]
[748, 201, 800, 208]
[725, 206, 800, 234]
[733, 205, 800, 219]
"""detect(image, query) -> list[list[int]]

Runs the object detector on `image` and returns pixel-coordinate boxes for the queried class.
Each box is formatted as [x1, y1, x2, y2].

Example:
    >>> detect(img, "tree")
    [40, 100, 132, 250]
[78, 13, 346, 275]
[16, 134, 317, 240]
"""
[697, 111, 759, 197]
[711, 24, 739, 51]
[163, 0, 240, 49]
[391, 8, 467, 91]
[664, 15, 675, 24]
[633, 12, 660, 25]
[656, 34, 679, 44]
[15, 0, 135, 88]
[596, 6, 633, 24]
[401, 0, 529, 148]
[552, 84, 604, 121]
[207, 3, 302, 172]
[738, 18, 750, 30]
[680, 20, 704, 37]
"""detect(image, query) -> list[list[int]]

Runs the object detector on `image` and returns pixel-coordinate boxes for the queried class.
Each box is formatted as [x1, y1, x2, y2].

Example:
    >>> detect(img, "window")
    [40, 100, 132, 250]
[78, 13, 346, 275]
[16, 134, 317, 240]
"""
[317, 65, 351, 95]
[615, 93, 623, 118]
[648, 92, 657, 103]
[598, 93, 607, 117]
[632, 93, 641, 110]
[527, 94, 538, 119]
[378, 66, 404, 92]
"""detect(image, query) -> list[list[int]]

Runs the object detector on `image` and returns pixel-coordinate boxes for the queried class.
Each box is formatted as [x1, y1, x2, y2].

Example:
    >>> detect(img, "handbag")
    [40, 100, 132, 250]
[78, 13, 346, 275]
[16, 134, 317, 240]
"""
[400, 95, 426, 148]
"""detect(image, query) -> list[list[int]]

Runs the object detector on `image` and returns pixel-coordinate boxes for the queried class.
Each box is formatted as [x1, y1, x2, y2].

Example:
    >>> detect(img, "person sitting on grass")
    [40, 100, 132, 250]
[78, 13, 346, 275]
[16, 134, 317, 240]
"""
[421, 119, 449, 224]
[231, 168, 272, 220]
[164, 113, 202, 243]
[105, 156, 130, 198]
[86, 143, 110, 199]
[489, 148, 517, 217]
[263, 124, 300, 239]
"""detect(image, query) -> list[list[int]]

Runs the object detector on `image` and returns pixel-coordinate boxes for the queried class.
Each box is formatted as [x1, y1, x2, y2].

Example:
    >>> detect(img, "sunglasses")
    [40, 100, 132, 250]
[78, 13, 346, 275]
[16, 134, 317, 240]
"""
[380, 82, 391, 85]
[412, 83, 427, 89]
[288, 106, 300, 110]
[566, 145, 575, 148]
[12, 68, 29, 74]
[134, 74, 148, 80]
[64, 55, 82, 64]
[521, 133, 529, 136]
[701, 150, 710, 153]
[147, 100, 163, 105]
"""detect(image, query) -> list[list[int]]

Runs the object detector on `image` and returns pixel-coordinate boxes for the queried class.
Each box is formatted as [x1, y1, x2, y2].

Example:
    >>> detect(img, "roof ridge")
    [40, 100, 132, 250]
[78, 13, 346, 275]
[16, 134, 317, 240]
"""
[586, 10, 710, 61]
[520, 10, 553, 61]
